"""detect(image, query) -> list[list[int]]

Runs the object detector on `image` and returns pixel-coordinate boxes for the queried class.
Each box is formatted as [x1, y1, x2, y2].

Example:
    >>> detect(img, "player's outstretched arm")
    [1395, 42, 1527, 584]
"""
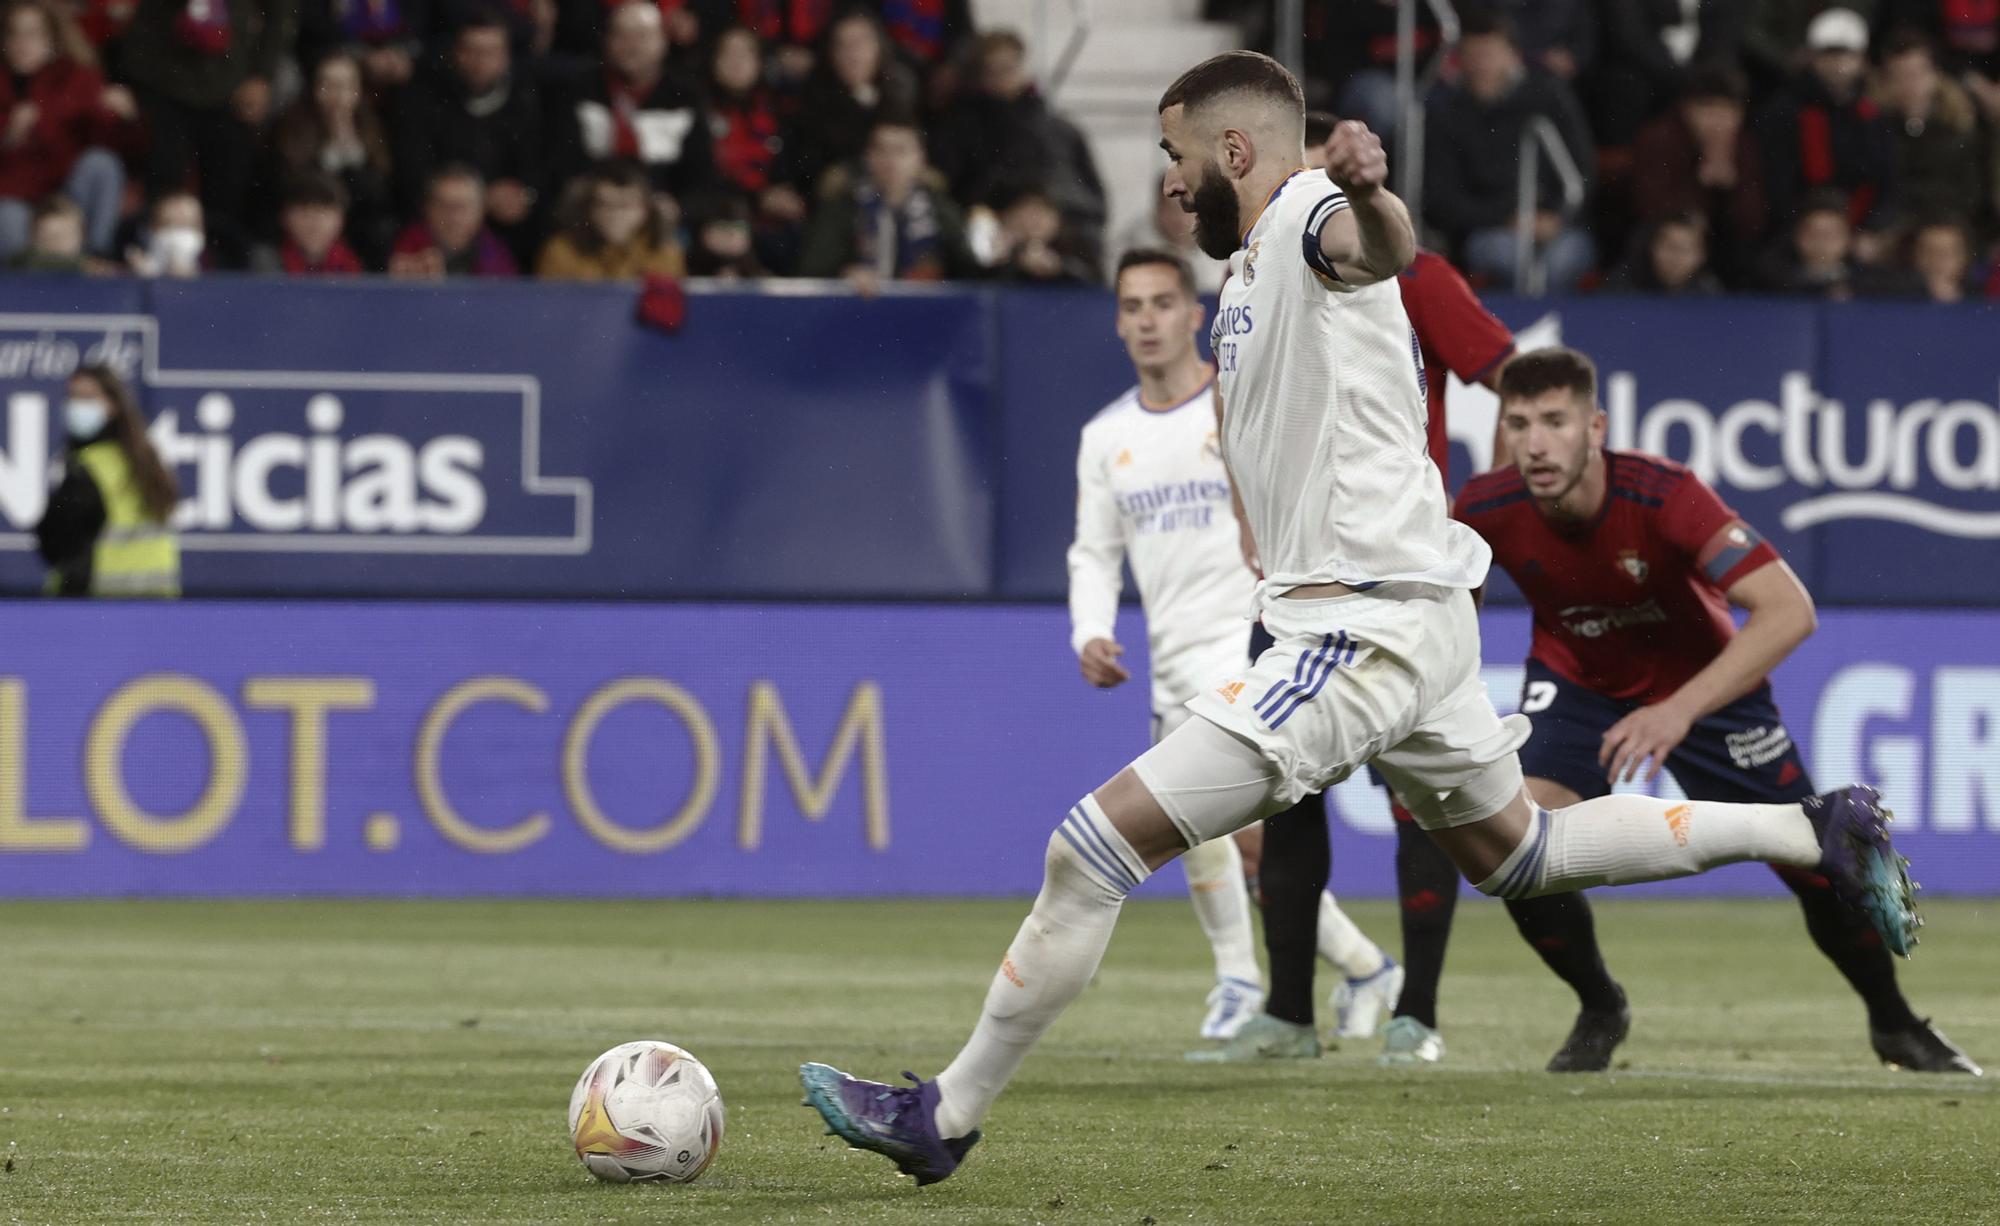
[1067, 428, 1129, 678]
[1317, 120, 1414, 285]
[1600, 539, 1815, 782]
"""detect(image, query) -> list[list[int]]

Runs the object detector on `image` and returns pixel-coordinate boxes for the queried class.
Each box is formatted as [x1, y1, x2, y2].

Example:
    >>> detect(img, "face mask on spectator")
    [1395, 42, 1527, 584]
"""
[64, 398, 109, 440]
[149, 227, 205, 276]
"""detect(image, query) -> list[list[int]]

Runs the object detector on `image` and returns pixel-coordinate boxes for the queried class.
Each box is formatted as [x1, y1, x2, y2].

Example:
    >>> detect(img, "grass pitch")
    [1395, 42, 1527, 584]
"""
[1, 898, 1994, 1225]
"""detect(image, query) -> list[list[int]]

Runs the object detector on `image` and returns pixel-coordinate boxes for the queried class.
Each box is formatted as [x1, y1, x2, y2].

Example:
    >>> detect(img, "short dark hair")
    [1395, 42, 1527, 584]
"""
[868, 107, 924, 144]
[1115, 247, 1197, 299]
[1304, 110, 1339, 147]
[593, 158, 651, 194]
[429, 162, 486, 195]
[979, 28, 1026, 58]
[455, 5, 510, 37]
[31, 193, 81, 225]
[1458, 8, 1519, 45]
[1498, 347, 1598, 406]
[1158, 50, 1303, 118]
[1798, 187, 1850, 224]
[1880, 31, 1935, 63]
[282, 169, 349, 211]
[1680, 65, 1746, 105]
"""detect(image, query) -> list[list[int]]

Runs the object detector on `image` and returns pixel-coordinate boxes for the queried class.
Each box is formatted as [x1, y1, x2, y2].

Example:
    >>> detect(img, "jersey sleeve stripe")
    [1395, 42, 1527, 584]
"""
[1301, 193, 1353, 281]
[1461, 487, 1533, 516]
[1609, 486, 1664, 509]
[1701, 523, 1777, 586]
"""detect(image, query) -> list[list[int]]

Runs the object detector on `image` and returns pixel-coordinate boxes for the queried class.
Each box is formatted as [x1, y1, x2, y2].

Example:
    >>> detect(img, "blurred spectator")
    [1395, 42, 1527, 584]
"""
[685, 189, 767, 277]
[254, 169, 364, 274]
[549, 0, 710, 202]
[798, 112, 978, 288]
[990, 188, 1096, 284]
[1879, 0, 2000, 132]
[1906, 213, 1976, 300]
[126, 189, 206, 275]
[707, 24, 783, 197]
[395, 9, 542, 258]
[536, 159, 685, 280]
[1424, 12, 1596, 290]
[1493, 0, 1596, 83]
[1743, 0, 1879, 91]
[704, 24, 806, 269]
[433, 0, 555, 66]
[1756, 8, 1900, 236]
[15, 192, 84, 270]
[1874, 33, 1988, 226]
[741, 0, 836, 85]
[781, 8, 916, 197]
[388, 162, 517, 276]
[1756, 188, 1889, 296]
[1585, 0, 1744, 148]
[1602, 212, 1724, 294]
[0, 0, 134, 260]
[297, 0, 427, 93]
[1631, 68, 1768, 286]
[1107, 172, 1226, 294]
[551, 0, 717, 76]
[1303, 0, 1438, 136]
[36, 363, 181, 598]
[268, 50, 397, 266]
[122, 0, 299, 258]
[928, 29, 1105, 257]
[879, 0, 974, 71]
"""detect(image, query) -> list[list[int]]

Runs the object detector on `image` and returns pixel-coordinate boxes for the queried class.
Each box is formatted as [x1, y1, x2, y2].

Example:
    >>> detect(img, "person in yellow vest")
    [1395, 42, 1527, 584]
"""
[34, 363, 180, 597]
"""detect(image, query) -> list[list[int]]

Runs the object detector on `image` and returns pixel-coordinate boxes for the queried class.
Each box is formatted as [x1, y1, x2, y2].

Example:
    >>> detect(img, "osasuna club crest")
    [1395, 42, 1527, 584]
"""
[1618, 550, 1649, 583]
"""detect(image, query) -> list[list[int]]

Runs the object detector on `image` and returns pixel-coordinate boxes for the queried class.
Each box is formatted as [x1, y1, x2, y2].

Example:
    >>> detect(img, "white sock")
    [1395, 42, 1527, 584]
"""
[1479, 794, 1820, 899]
[933, 796, 1150, 1139]
[1316, 890, 1386, 980]
[1181, 835, 1262, 987]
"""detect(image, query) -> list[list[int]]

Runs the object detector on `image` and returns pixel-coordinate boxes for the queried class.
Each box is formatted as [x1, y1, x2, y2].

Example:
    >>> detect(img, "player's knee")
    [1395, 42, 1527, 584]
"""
[1045, 802, 1147, 903]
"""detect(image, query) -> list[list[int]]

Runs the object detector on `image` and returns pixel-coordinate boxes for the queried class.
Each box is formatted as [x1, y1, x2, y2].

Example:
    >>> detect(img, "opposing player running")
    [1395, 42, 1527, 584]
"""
[1068, 247, 1397, 1044]
[1440, 347, 1975, 1074]
[799, 52, 1920, 1186]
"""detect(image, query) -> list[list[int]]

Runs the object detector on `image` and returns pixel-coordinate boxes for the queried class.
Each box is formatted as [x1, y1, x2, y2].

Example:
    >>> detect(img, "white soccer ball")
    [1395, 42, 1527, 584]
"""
[568, 1040, 726, 1183]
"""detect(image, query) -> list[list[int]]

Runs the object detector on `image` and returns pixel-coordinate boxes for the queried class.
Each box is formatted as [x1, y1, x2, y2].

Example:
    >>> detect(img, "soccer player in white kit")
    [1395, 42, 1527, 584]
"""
[1068, 247, 1397, 1044]
[801, 51, 1917, 1187]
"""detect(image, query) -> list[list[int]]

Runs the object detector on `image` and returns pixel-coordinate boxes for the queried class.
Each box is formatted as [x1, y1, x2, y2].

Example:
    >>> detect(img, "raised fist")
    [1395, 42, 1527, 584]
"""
[1323, 120, 1389, 197]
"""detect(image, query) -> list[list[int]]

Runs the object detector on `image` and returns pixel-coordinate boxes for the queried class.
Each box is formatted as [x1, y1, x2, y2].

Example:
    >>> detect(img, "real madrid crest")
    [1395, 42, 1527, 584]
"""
[1617, 550, 1649, 584]
[1242, 239, 1261, 285]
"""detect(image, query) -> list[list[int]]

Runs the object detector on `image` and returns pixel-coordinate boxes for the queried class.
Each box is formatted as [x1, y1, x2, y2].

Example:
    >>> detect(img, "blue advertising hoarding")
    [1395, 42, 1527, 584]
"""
[0, 602, 1992, 898]
[0, 279, 1993, 601]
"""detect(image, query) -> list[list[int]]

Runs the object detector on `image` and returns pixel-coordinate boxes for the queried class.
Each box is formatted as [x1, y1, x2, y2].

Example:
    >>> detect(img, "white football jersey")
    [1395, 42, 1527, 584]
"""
[1068, 376, 1252, 712]
[1212, 170, 1490, 600]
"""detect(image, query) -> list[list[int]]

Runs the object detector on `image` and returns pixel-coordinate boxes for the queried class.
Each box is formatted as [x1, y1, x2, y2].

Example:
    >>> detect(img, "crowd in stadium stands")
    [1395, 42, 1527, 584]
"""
[1253, 0, 2000, 298]
[1, 0, 1996, 298]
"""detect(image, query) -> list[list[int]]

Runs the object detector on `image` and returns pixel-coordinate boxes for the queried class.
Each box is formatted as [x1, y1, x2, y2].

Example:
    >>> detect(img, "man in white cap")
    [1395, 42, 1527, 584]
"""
[1755, 7, 1900, 240]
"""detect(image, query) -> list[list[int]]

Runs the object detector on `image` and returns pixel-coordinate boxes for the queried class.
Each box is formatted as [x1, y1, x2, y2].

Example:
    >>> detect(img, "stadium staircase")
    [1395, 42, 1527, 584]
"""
[970, 0, 1243, 260]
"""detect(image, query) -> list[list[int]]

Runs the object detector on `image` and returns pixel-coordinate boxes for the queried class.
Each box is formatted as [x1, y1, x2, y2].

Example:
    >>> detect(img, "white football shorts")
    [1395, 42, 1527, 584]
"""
[1133, 582, 1530, 843]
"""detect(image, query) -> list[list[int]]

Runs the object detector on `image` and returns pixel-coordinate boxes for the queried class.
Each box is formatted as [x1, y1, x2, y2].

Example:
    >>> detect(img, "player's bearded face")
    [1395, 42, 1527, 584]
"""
[1185, 165, 1241, 261]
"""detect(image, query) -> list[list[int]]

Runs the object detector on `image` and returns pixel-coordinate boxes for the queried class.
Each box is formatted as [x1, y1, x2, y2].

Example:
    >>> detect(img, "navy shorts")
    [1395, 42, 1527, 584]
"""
[1517, 659, 1816, 805]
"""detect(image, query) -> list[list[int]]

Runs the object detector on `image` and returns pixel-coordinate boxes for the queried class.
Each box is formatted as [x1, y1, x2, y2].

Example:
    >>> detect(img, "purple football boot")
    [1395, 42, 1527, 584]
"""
[1804, 785, 1921, 957]
[799, 1063, 980, 1186]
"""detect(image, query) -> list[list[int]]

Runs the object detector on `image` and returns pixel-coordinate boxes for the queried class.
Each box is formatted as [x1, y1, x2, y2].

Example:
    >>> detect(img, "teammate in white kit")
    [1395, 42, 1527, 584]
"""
[1067, 247, 1396, 1043]
[801, 51, 1917, 1187]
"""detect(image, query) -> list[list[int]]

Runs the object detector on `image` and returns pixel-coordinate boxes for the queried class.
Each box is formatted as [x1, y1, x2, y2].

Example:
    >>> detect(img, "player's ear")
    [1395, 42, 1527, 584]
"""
[1588, 406, 1607, 445]
[1221, 126, 1253, 179]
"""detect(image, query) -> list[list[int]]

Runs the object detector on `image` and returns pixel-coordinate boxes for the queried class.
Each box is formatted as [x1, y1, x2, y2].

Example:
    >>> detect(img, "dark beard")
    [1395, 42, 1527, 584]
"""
[1187, 173, 1240, 260]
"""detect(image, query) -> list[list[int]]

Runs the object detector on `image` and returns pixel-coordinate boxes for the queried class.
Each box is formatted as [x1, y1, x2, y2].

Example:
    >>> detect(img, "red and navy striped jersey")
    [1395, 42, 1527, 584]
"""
[1453, 450, 1781, 702]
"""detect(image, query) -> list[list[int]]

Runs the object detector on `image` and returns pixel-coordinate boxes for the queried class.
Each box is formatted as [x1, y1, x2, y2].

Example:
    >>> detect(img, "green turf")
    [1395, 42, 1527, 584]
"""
[0, 898, 1994, 1224]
